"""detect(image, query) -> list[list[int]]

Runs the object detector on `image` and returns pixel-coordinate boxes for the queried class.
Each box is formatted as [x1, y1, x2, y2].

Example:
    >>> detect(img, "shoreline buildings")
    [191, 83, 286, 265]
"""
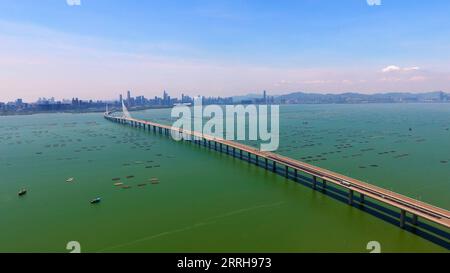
[0, 90, 272, 115]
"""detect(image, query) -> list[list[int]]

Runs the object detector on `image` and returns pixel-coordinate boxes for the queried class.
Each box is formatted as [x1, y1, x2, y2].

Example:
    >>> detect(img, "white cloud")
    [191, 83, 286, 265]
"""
[382, 65, 401, 73]
[382, 65, 420, 73]
[403, 66, 420, 72]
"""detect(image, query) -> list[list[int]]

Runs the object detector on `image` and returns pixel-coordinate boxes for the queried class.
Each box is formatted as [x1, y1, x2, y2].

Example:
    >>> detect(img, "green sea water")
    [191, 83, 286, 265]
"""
[0, 104, 449, 252]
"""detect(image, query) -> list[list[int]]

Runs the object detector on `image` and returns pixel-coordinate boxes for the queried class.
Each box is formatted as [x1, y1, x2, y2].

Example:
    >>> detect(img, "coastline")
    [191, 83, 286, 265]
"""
[0, 105, 173, 117]
[2, 101, 449, 117]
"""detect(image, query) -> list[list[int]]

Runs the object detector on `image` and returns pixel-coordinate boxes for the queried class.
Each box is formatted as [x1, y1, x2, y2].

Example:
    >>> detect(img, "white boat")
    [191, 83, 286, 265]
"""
[66, 177, 74, 182]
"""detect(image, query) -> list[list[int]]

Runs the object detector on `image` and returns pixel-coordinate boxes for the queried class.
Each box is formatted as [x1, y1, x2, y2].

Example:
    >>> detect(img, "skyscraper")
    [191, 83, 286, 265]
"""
[127, 90, 131, 103]
[163, 90, 169, 105]
[119, 94, 123, 103]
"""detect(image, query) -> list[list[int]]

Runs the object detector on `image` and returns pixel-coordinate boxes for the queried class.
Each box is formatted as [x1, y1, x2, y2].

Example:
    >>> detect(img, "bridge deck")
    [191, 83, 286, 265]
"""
[106, 114, 450, 230]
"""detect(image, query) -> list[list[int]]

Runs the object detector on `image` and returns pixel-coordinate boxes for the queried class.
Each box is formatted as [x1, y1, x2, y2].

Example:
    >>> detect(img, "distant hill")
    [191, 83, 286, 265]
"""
[232, 93, 265, 103]
[273, 91, 449, 104]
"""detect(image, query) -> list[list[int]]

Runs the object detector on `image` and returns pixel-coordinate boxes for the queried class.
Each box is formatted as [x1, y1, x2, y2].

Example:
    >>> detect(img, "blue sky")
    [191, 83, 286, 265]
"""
[1, 0, 450, 101]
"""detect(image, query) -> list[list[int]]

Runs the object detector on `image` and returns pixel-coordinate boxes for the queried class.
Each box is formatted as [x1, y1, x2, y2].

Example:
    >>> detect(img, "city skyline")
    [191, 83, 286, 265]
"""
[2, 89, 448, 116]
[1, 1, 450, 101]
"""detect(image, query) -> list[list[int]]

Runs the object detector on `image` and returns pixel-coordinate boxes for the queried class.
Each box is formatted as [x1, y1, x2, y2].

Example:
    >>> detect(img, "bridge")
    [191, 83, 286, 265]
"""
[104, 106, 450, 241]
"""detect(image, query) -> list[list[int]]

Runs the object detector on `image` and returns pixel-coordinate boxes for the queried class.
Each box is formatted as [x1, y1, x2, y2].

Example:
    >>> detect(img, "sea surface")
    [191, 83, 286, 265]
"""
[0, 104, 449, 252]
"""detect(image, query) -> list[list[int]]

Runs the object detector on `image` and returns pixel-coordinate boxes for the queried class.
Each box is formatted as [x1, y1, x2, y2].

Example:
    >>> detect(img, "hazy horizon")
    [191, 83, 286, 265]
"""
[1, 0, 450, 101]
[2, 89, 449, 104]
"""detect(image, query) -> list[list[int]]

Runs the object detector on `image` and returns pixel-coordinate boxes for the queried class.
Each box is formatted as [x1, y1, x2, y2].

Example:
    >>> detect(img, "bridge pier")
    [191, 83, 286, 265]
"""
[240, 150, 243, 159]
[285, 166, 289, 178]
[312, 176, 317, 190]
[400, 210, 406, 228]
[360, 193, 365, 204]
[272, 161, 276, 172]
[255, 155, 258, 166]
[265, 158, 268, 169]
[348, 190, 354, 205]
[322, 180, 327, 191]
[294, 169, 298, 181]
[412, 214, 418, 225]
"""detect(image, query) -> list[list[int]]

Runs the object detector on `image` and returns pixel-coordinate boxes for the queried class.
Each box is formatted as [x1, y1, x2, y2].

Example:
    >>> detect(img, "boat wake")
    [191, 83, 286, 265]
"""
[96, 201, 285, 252]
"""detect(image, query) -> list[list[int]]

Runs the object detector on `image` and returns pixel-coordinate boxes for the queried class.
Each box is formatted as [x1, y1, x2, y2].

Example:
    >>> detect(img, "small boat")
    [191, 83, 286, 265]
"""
[122, 186, 132, 189]
[114, 182, 124, 186]
[138, 184, 147, 187]
[126, 175, 135, 179]
[18, 189, 27, 196]
[90, 198, 101, 204]
[112, 177, 121, 181]
[66, 177, 74, 183]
